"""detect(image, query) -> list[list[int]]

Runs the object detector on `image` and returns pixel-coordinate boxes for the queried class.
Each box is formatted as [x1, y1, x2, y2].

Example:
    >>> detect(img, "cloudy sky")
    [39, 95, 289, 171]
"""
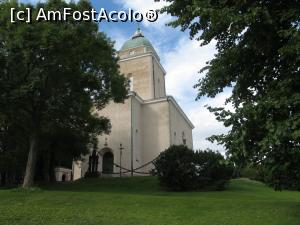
[21, 0, 232, 153]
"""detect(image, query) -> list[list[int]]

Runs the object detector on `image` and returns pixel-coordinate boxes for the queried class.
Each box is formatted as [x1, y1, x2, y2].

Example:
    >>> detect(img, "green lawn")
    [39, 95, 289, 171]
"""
[0, 177, 299, 225]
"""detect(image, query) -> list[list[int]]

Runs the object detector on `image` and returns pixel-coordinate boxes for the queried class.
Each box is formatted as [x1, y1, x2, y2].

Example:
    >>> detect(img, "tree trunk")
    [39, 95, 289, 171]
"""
[43, 153, 50, 183]
[22, 133, 39, 188]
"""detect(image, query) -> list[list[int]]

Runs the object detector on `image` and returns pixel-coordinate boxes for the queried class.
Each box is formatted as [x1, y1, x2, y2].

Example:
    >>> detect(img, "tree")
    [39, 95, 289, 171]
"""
[163, 1, 300, 189]
[0, 0, 128, 188]
[0, 114, 28, 186]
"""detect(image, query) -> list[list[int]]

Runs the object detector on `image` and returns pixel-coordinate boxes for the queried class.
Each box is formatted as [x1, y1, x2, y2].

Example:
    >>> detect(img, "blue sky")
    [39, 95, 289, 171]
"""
[20, 0, 232, 153]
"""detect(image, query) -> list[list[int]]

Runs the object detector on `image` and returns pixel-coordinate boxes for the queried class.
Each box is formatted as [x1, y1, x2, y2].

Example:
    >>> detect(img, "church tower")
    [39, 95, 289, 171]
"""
[71, 28, 194, 180]
[118, 28, 166, 100]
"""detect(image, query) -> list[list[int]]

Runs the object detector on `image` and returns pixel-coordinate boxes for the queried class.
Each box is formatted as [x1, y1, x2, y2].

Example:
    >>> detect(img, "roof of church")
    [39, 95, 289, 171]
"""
[120, 28, 153, 51]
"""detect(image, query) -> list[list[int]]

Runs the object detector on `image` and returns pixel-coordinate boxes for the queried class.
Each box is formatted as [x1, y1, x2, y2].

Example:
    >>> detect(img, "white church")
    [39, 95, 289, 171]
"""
[68, 29, 194, 180]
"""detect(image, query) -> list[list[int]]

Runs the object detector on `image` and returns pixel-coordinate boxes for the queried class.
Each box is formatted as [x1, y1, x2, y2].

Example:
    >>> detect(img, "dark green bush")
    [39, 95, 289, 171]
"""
[153, 145, 196, 191]
[154, 145, 233, 191]
[240, 166, 260, 180]
[194, 150, 233, 190]
[239, 165, 266, 182]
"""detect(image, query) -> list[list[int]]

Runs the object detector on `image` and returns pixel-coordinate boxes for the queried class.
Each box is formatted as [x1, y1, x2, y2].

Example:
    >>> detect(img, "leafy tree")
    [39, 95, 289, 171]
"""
[163, 0, 300, 189]
[35, 124, 105, 183]
[0, 0, 128, 188]
[0, 114, 28, 186]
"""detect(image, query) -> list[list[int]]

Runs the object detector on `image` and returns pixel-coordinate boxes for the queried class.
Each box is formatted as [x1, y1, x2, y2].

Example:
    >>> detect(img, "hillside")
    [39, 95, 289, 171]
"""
[0, 177, 299, 225]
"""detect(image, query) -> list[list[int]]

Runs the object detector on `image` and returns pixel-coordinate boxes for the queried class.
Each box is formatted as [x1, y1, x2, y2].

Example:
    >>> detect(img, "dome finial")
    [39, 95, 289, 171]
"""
[132, 24, 144, 39]
[137, 23, 141, 32]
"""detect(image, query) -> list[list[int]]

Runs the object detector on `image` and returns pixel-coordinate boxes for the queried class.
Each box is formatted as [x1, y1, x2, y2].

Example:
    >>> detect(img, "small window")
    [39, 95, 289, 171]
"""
[129, 51, 135, 56]
[129, 76, 134, 91]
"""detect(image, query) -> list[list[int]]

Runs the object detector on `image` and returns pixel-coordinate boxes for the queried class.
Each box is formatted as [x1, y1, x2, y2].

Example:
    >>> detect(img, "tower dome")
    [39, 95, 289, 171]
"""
[120, 28, 153, 51]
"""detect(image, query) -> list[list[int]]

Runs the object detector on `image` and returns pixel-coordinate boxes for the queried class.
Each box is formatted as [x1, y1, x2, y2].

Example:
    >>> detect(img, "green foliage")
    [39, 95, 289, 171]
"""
[154, 145, 196, 191]
[0, 115, 28, 185]
[0, 0, 128, 187]
[154, 145, 233, 191]
[194, 150, 234, 190]
[240, 165, 265, 182]
[163, 0, 300, 190]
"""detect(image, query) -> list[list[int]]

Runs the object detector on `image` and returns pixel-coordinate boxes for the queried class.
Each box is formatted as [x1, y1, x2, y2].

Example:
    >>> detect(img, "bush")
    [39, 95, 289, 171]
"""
[153, 145, 196, 191]
[239, 165, 266, 182]
[194, 150, 233, 190]
[240, 166, 260, 180]
[154, 145, 233, 191]
[261, 163, 300, 191]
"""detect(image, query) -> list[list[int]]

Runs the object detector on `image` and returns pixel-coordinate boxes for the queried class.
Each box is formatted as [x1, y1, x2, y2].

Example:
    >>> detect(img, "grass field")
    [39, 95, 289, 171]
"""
[0, 177, 299, 225]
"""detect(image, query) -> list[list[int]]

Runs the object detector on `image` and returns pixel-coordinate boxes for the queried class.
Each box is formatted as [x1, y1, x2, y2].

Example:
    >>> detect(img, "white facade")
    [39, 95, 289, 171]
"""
[54, 167, 72, 182]
[72, 29, 194, 179]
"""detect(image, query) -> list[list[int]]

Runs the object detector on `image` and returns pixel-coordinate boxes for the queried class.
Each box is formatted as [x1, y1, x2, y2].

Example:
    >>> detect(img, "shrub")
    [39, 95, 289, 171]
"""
[194, 150, 233, 190]
[154, 145, 233, 191]
[153, 145, 196, 191]
[240, 165, 266, 182]
[240, 166, 259, 180]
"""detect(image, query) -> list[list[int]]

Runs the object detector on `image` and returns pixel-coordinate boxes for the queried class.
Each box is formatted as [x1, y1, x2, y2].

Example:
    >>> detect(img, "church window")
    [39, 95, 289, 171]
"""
[129, 50, 135, 56]
[144, 47, 147, 53]
[129, 74, 133, 91]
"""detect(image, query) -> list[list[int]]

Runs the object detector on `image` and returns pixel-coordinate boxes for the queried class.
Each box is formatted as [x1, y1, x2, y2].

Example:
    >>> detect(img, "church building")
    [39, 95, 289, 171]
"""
[72, 29, 194, 180]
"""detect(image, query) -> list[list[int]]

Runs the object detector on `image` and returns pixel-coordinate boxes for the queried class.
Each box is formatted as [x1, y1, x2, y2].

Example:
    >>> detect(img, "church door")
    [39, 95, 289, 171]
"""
[102, 152, 114, 174]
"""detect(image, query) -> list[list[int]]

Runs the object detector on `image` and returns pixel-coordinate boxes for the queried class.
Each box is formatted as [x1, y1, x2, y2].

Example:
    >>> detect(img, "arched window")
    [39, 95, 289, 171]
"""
[128, 74, 133, 91]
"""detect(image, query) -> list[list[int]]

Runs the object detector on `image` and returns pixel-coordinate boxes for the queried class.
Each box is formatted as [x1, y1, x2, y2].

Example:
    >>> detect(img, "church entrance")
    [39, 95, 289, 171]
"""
[62, 174, 66, 182]
[102, 152, 114, 174]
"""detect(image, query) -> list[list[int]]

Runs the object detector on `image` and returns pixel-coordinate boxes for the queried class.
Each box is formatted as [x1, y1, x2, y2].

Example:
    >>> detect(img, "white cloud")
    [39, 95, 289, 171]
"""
[187, 91, 233, 154]
[105, 28, 128, 50]
[114, 0, 172, 30]
[159, 36, 233, 153]
[163, 37, 217, 102]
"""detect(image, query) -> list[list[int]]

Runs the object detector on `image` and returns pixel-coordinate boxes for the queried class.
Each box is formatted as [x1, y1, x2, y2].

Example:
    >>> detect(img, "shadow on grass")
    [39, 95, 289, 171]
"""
[39, 177, 259, 198]
[3, 177, 294, 201]
[41, 176, 165, 194]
